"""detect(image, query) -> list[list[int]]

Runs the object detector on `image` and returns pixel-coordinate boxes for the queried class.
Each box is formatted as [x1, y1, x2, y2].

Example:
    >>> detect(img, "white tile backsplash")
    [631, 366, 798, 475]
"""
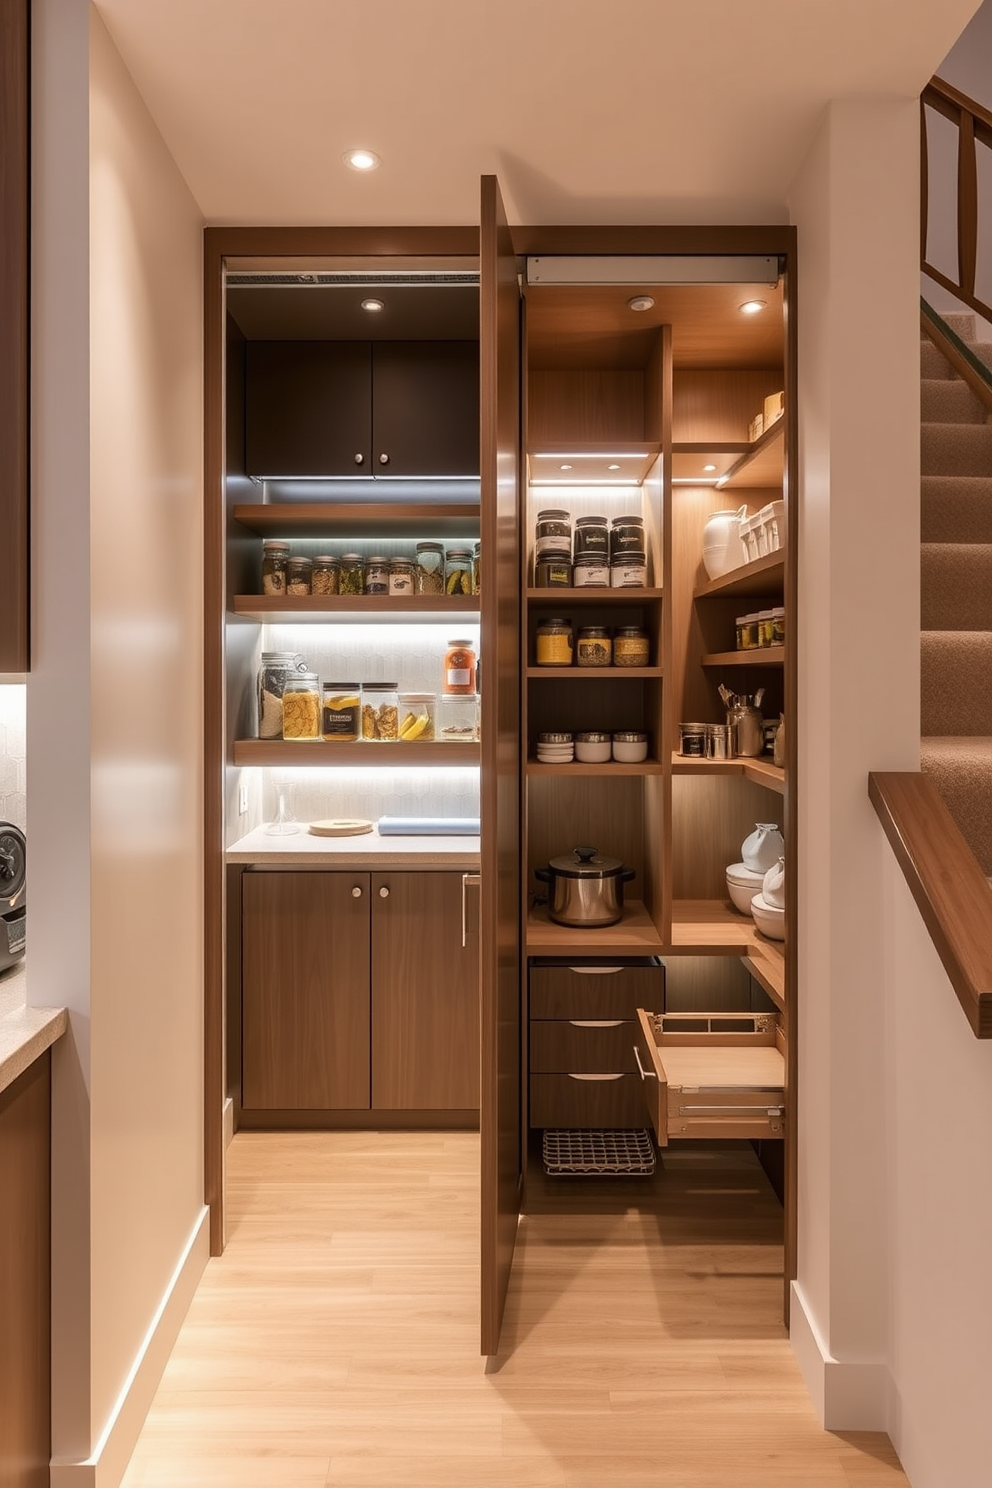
[0, 686, 27, 830]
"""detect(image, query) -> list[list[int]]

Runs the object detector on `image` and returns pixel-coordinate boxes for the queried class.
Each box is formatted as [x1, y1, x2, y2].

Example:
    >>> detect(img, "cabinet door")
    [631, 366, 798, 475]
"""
[244, 340, 373, 477]
[242, 871, 370, 1109]
[0, 0, 29, 670]
[372, 342, 480, 476]
[371, 872, 480, 1109]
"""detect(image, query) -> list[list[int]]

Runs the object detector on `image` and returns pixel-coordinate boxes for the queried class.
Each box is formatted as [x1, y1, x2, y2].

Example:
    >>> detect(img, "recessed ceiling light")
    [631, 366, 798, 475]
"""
[344, 149, 381, 172]
[627, 294, 655, 312]
[607, 463, 621, 471]
[739, 299, 766, 314]
[703, 464, 717, 472]
[361, 298, 384, 312]
[559, 463, 573, 471]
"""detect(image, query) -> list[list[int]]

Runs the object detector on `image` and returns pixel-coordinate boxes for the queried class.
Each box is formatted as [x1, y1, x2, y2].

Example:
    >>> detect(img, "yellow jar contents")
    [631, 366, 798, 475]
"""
[576, 627, 612, 667]
[282, 674, 321, 739]
[536, 618, 573, 666]
[612, 627, 649, 668]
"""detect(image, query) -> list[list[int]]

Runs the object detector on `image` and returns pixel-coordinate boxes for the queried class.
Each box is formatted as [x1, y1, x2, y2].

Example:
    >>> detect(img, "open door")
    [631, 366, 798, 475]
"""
[479, 174, 522, 1355]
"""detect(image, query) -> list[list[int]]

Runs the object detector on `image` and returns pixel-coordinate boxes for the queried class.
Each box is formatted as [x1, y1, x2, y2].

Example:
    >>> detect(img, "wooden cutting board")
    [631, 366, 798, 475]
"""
[308, 819, 374, 837]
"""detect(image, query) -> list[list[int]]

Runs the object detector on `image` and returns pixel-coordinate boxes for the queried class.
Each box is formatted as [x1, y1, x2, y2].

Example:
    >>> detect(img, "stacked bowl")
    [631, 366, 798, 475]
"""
[536, 731, 574, 764]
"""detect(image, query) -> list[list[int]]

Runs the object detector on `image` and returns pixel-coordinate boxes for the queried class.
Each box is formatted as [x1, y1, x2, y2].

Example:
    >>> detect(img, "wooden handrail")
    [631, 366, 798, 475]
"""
[869, 772, 992, 1039]
[920, 301, 992, 414]
[921, 76, 992, 323]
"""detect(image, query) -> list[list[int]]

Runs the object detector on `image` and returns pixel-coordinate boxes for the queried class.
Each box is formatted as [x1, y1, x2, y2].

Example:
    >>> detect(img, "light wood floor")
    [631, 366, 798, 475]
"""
[121, 1132, 908, 1488]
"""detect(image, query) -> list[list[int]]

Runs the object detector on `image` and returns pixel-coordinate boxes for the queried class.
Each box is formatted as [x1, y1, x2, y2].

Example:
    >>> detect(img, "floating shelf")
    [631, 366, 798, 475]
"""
[671, 754, 784, 794]
[526, 587, 663, 603]
[527, 441, 662, 487]
[701, 647, 784, 667]
[693, 551, 784, 600]
[527, 758, 665, 777]
[233, 502, 480, 538]
[525, 666, 662, 680]
[527, 900, 664, 955]
[234, 740, 481, 767]
[233, 595, 480, 624]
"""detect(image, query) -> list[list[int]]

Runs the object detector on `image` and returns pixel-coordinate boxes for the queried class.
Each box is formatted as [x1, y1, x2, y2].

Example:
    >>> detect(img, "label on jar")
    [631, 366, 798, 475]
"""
[389, 572, 414, 594]
[446, 666, 471, 689]
[678, 728, 706, 757]
[613, 635, 649, 667]
[535, 557, 572, 588]
[536, 632, 573, 665]
[611, 561, 647, 587]
[573, 561, 609, 587]
[536, 534, 572, 558]
[576, 636, 612, 667]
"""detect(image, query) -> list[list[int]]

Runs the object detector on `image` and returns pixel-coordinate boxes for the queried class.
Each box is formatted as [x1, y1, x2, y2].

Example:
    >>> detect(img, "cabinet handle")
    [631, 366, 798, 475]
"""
[633, 1044, 656, 1081]
[351, 886, 363, 899]
[566, 1073, 624, 1082]
[378, 452, 390, 465]
[379, 885, 389, 898]
[354, 452, 364, 465]
[569, 1019, 624, 1028]
[461, 872, 481, 947]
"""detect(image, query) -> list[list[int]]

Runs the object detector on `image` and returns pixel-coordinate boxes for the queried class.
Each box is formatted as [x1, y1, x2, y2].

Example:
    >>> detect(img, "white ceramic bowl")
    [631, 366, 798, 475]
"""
[725, 862, 765, 915]
[750, 892, 785, 940]
[575, 739, 612, 763]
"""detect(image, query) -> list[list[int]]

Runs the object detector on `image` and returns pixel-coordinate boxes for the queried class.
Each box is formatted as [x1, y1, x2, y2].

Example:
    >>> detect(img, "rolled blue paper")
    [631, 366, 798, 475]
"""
[377, 816, 481, 836]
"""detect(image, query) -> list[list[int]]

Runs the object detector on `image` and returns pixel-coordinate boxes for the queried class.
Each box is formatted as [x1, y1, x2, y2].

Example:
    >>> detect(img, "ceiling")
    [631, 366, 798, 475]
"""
[94, 0, 978, 228]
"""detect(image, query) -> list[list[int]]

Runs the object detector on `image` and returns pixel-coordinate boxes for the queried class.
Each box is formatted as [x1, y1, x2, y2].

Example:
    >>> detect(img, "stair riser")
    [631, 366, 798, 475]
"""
[921, 635, 992, 735]
[922, 545, 992, 629]
[921, 476, 992, 543]
[920, 378, 989, 424]
[921, 422, 992, 477]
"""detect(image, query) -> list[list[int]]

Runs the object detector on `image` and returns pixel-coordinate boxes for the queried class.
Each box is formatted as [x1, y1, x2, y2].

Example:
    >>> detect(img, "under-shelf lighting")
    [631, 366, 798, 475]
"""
[739, 299, 767, 314]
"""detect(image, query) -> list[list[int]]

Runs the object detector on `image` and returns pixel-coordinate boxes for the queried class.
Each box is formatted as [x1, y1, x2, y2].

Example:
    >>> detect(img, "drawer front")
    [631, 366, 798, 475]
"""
[529, 960, 665, 1020]
[529, 1072, 646, 1129]
[530, 1019, 638, 1073]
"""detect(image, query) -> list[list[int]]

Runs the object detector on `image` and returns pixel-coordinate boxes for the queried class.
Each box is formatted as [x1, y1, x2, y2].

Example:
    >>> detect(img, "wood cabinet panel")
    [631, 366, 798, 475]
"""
[529, 1072, 645, 1128]
[530, 1019, 638, 1073]
[242, 872, 371, 1109]
[0, 1053, 51, 1488]
[529, 960, 665, 1019]
[373, 341, 479, 476]
[371, 871, 480, 1109]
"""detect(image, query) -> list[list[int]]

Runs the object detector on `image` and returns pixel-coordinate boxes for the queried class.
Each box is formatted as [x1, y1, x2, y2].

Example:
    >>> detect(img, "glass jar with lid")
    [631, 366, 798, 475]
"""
[338, 554, 365, 596]
[285, 555, 312, 596]
[310, 555, 339, 596]
[257, 651, 307, 739]
[535, 509, 572, 558]
[361, 682, 400, 741]
[573, 514, 609, 560]
[321, 682, 361, 742]
[436, 693, 480, 743]
[535, 617, 574, 667]
[415, 541, 445, 595]
[388, 557, 416, 595]
[609, 515, 645, 559]
[282, 671, 321, 740]
[444, 547, 473, 596]
[444, 640, 477, 695]
[535, 551, 572, 588]
[612, 626, 650, 668]
[472, 541, 481, 595]
[575, 626, 613, 667]
[365, 556, 390, 596]
[261, 540, 290, 595]
[398, 692, 436, 741]
[610, 553, 647, 588]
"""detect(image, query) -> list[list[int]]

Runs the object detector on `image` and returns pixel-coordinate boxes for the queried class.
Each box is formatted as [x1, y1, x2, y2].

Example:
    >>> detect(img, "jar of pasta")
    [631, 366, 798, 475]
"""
[282, 672, 321, 740]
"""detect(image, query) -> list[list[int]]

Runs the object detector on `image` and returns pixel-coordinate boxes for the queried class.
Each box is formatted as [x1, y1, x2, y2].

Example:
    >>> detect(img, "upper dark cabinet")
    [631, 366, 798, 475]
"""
[244, 340, 479, 479]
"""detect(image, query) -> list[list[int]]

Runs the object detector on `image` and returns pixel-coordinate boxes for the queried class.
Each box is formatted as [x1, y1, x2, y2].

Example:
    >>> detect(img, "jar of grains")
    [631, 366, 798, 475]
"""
[535, 617, 574, 666]
[415, 541, 445, 595]
[321, 683, 361, 742]
[612, 626, 650, 668]
[257, 651, 307, 739]
[282, 672, 321, 740]
[338, 554, 365, 596]
[361, 682, 400, 741]
[311, 555, 339, 597]
[444, 547, 474, 596]
[261, 540, 290, 595]
[364, 556, 390, 596]
[285, 555, 312, 596]
[575, 626, 613, 667]
[388, 557, 416, 595]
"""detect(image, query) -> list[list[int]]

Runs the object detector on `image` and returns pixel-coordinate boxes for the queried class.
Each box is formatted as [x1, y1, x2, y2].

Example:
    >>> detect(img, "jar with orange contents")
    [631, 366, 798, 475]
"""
[443, 639, 477, 695]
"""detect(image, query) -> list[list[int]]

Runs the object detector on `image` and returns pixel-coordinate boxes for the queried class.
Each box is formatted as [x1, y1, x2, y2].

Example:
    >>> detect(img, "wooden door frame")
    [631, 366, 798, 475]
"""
[0, 0, 30, 674]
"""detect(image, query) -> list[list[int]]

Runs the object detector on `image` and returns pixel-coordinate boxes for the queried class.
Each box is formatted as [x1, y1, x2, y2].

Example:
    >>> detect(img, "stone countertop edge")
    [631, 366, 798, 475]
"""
[0, 963, 68, 1096]
[226, 826, 482, 868]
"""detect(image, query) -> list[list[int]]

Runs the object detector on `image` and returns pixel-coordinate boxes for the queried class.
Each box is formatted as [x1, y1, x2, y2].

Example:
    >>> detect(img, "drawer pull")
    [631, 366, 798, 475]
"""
[569, 966, 623, 975]
[568, 1019, 625, 1028]
[633, 1044, 656, 1081]
[566, 1072, 624, 1082]
[678, 1103, 785, 1116]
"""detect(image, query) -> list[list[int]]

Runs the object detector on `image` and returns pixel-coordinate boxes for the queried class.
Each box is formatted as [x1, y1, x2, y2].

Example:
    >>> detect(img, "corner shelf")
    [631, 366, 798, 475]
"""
[671, 754, 785, 794]
[233, 595, 480, 623]
[693, 551, 784, 600]
[701, 647, 784, 667]
[719, 417, 784, 489]
[525, 666, 662, 680]
[234, 740, 481, 767]
[670, 899, 786, 1007]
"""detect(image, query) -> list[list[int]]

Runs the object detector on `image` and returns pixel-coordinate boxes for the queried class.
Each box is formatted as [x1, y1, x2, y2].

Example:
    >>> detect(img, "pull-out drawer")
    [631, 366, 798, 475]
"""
[530, 958, 665, 1020]
[633, 1009, 785, 1146]
[530, 1072, 645, 1129]
[530, 1018, 638, 1073]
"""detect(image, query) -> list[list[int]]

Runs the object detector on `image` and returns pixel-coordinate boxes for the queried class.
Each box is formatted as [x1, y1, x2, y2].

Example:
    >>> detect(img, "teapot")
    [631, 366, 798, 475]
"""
[719, 684, 765, 758]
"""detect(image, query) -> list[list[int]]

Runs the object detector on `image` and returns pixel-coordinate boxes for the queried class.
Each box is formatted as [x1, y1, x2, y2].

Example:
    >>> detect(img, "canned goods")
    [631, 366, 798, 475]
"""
[705, 723, 732, 760]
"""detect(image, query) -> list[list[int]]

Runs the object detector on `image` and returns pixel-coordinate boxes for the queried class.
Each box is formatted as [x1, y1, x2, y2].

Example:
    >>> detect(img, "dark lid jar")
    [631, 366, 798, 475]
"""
[535, 552, 572, 588]
[610, 515, 645, 558]
[573, 515, 609, 559]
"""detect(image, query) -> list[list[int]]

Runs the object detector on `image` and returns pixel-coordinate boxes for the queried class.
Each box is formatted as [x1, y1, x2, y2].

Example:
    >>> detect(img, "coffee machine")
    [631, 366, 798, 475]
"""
[0, 822, 26, 972]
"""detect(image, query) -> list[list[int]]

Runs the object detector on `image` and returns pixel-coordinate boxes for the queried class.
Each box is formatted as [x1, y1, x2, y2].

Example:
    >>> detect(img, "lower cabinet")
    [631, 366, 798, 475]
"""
[242, 869, 479, 1116]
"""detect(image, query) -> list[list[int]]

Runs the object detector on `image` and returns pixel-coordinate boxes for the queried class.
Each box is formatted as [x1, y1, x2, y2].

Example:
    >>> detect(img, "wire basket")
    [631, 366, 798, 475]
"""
[542, 1127, 656, 1177]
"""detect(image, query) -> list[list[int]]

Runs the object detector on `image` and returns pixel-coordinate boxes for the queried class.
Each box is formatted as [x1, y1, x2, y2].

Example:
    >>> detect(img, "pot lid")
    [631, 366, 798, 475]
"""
[546, 845, 626, 879]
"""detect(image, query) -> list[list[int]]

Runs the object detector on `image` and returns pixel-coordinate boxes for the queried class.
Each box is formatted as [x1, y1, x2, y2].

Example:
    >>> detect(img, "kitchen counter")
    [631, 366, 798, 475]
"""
[0, 962, 67, 1095]
[226, 824, 481, 869]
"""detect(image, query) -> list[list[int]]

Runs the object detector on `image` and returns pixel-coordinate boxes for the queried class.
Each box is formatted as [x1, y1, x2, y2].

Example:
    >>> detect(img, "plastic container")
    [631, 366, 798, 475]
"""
[261, 540, 290, 596]
[535, 617, 574, 666]
[285, 556, 312, 596]
[436, 693, 480, 743]
[361, 682, 400, 741]
[575, 626, 612, 667]
[760, 499, 787, 553]
[612, 730, 648, 763]
[414, 541, 445, 595]
[311, 555, 339, 596]
[612, 626, 649, 668]
[739, 513, 762, 565]
[574, 731, 612, 763]
[444, 639, 477, 695]
[321, 683, 361, 742]
[398, 692, 436, 742]
[282, 671, 321, 739]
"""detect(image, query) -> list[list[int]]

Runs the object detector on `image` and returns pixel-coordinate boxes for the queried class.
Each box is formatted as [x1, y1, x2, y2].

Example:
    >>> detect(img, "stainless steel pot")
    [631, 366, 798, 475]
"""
[535, 846, 635, 928]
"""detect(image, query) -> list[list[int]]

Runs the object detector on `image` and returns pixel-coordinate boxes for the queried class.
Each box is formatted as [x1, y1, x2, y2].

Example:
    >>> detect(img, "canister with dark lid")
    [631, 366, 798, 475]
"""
[535, 552, 572, 588]
[573, 514, 609, 560]
[610, 515, 645, 559]
[535, 509, 572, 558]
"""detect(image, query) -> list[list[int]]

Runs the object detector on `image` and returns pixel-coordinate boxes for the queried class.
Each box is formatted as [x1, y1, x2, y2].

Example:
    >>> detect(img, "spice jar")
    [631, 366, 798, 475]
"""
[282, 672, 321, 740]
[736, 612, 759, 650]
[361, 682, 400, 741]
[286, 556, 313, 596]
[610, 553, 647, 588]
[757, 609, 775, 647]
[535, 617, 574, 667]
[771, 606, 786, 647]
[261, 540, 290, 596]
[574, 731, 612, 763]
[535, 551, 572, 588]
[472, 541, 481, 595]
[576, 626, 613, 667]
[311, 555, 339, 596]
[444, 548, 473, 596]
[388, 557, 416, 595]
[535, 509, 572, 558]
[444, 640, 477, 695]
[610, 516, 645, 559]
[415, 541, 445, 594]
[338, 554, 365, 596]
[321, 683, 361, 742]
[398, 692, 436, 741]
[612, 626, 650, 668]
[573, 514, 609, 561]
[364, 556, 390, 596]
[257, 651, 306, 739]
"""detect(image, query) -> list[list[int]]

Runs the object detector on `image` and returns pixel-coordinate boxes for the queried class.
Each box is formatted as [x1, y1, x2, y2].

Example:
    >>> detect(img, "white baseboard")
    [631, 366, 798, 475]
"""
[790, 1279, 893, 1430]
[50, 1205, 210, 1488]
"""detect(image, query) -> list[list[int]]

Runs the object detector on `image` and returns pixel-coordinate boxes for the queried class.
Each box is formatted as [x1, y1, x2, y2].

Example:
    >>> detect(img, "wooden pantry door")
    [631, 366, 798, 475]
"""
[479, 174, 523, 1356]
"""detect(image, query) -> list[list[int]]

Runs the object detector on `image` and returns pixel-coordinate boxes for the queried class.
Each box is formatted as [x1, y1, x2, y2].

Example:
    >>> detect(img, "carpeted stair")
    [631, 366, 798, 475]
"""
[920, 310, 992, 875]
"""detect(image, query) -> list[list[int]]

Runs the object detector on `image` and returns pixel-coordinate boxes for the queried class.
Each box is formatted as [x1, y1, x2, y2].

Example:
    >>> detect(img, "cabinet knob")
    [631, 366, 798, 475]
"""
[378, 452, 390, 466]
[354, 452, 364, 465]
[379, 885, 390, 898]
[351, 886, 363, 898]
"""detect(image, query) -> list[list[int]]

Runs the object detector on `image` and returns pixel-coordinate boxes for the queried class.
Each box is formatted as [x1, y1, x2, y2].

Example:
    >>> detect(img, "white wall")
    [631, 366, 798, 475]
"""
[33, 2, 206, 1480]
[787, 99, 922, 1426]
[0, 686, 27, 830]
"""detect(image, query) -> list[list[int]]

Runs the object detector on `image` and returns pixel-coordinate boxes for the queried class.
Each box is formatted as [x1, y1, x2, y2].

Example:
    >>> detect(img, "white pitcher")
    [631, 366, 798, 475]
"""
[762, 856, 786, 908]
[741, 822, 785, 874]
[701, 505, 747, 579]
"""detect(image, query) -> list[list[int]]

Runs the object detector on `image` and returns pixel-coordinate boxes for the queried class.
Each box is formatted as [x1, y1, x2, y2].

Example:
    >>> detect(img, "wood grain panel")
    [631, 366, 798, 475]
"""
[672, 370, 784, 443]
[529, 1072, 645, 1128]
[664, 955, 753, 1013]
[242, 872, 371, 1109]
[371, 871, 479, 1109]
[527, 369, 647, 442]
[0, 0, 29, 672]
[526, 776, 647, 899]
[529, 1019, 639, 1073]
[671, 775, 785, 901]
[0, 1053, 51, 1488]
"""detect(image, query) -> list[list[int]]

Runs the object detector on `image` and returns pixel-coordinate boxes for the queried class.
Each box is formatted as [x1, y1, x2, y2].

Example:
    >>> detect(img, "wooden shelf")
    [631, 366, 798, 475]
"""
[233, 502, 480, 538]
[671, 753, 785, 794]
[693, 551, 784, 600]
[234, 740, 481, 767]
[525, 666, 662, 680]
[701, 647, 784, 667]
[526, 587, 663, 603]
[527, 900, 664, 954]
[720, 417, 784, 489]
[233, 595, 480, 623]
[527, 758, 665, 777]
[527, 441, 661, 487]
[670, 900, 786, 1006]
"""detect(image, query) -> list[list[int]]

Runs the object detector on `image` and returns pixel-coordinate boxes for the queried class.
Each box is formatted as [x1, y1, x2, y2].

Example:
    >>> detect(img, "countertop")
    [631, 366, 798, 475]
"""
[0, 962, 68, 1096]
[226, 824, 482, 869]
